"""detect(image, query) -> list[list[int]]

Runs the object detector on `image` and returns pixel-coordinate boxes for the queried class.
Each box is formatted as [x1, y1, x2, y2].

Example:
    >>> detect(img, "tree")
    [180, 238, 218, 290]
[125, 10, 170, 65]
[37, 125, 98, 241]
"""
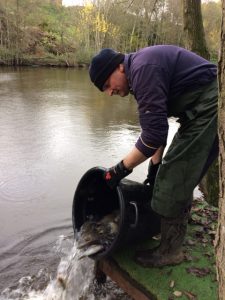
[183, 0, 219, 208]
[215, 0, 225, 297]
[183, 0, 210, 59]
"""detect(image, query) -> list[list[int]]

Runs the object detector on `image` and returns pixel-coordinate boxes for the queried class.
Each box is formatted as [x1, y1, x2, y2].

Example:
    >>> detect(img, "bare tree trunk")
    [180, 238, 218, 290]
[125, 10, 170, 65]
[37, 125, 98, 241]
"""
[215, 1, 225, 298]
[129, 21, 136, 51]
[15, 0, 20, 65]
[183, 0, 219, 207]
[183, 0, 210, 60]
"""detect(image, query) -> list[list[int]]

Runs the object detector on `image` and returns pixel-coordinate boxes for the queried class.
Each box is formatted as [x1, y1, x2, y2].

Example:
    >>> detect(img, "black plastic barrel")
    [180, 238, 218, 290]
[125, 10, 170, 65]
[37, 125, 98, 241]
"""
[72, 167, 160, 259]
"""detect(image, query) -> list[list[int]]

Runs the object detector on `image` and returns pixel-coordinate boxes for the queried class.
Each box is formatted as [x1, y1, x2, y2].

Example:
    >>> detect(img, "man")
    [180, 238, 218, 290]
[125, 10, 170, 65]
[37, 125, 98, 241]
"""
[89, 46, 218, 267]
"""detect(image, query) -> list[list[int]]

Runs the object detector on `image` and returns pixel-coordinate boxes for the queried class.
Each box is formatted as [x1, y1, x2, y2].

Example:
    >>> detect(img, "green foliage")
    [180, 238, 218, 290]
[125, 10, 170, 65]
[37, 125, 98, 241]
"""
[0, 45, 15, 63]
[74, 48, 94, 64]
[0, 0, 221, 65]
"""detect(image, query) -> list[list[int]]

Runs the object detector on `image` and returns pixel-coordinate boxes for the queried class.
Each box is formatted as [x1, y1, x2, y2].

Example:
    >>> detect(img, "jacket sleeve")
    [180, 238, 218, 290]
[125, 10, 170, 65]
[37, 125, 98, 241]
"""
[131, 64, 169, 157]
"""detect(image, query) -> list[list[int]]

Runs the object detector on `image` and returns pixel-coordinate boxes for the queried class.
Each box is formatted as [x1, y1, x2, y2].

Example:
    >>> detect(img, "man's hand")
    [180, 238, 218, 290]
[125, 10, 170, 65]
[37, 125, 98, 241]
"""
[104, 161, 133, 189]
[144, 159, 161, 186]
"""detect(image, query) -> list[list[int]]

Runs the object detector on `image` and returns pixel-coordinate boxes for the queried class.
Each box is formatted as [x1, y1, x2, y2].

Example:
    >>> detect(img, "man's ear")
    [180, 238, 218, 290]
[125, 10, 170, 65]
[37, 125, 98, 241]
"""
[118, 64, 125, 73]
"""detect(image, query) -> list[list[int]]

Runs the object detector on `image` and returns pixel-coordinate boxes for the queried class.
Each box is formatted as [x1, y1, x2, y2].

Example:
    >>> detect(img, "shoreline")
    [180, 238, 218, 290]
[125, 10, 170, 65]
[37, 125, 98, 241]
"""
[0, 57, 89, 68]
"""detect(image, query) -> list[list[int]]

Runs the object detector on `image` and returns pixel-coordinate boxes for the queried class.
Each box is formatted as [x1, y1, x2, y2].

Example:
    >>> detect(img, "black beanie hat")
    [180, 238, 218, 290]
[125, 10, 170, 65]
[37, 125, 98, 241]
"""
[89, 48, 125, 91]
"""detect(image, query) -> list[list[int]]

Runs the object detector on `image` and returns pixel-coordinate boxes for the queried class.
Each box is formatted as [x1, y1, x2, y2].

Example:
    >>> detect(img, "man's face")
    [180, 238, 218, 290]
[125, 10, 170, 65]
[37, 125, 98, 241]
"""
[103, 64, 129, 97]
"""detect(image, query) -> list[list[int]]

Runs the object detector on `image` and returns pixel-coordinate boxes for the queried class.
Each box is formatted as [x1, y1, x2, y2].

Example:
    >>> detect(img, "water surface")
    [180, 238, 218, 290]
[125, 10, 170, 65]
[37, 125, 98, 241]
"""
[0, 67, 179, 297]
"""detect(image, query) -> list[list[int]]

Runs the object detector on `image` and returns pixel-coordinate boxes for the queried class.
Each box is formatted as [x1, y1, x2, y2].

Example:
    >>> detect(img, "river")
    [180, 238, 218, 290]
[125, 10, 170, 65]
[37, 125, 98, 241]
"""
[0, 66, 182, 299]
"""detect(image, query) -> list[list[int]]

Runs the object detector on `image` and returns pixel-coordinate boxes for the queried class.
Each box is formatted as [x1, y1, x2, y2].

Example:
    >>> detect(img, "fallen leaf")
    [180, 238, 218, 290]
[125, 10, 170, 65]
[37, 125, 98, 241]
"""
[208, 230, 216, 236]
[210, 224, 216, 230]
[183, 290, 197, 299]
[173, 290, 182, 297]
[152, 234, 161, 240]
[186, 239, 196, 246]
[186, 266, 211, 277]
[191, 207, 203, 213]
[202, 238, 208, 243]
[170, 280, 175, 288]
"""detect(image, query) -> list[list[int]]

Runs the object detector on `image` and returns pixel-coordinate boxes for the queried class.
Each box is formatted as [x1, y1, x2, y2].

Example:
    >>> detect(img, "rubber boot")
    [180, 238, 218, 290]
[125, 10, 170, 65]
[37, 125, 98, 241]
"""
[134, 212, 188, 267]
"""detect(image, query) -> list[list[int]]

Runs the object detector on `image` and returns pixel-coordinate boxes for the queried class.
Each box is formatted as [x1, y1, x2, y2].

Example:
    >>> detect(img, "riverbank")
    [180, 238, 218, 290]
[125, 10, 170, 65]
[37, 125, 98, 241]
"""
[97, 196, 218, 300]
[0, 55, 89, 68]
[0, 54, 217, 69]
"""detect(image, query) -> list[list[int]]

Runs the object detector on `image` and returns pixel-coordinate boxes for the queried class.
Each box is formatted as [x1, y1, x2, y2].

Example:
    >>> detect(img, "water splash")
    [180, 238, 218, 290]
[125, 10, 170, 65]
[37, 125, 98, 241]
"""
[0, 235, 130, 300]
[0, 235, 93, 300]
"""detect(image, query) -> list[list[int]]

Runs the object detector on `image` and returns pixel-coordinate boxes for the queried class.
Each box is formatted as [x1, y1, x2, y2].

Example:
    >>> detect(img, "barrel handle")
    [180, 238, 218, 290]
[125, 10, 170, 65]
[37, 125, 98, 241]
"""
[129, 201, 138, 228]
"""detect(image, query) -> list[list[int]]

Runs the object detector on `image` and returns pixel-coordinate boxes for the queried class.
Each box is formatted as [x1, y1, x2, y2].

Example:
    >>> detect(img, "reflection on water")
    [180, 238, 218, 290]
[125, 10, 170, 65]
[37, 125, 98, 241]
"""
[0, 67, 179, 297]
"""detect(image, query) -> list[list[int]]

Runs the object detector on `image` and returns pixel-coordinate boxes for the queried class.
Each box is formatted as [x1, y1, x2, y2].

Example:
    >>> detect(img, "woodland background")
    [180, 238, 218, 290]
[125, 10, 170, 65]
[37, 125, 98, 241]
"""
[0, 0, 221, 66]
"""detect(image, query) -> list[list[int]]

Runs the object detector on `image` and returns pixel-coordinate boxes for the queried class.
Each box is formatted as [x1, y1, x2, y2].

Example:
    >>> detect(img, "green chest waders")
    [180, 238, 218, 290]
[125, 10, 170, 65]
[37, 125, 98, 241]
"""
[151, 80, 218, 218]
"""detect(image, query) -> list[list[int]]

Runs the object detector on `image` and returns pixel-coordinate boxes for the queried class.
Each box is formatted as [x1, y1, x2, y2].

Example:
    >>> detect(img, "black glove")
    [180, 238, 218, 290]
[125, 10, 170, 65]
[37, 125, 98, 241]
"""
[104, 160, 133, 189]
[143, 159, 161, 186]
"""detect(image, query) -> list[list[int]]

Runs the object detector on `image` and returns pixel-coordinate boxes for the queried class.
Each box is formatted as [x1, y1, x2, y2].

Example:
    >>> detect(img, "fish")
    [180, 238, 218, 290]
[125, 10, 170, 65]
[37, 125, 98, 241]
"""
[78, 244, 104, 260]
[77, 210, 120, 259]
[77, 221, 100, 249]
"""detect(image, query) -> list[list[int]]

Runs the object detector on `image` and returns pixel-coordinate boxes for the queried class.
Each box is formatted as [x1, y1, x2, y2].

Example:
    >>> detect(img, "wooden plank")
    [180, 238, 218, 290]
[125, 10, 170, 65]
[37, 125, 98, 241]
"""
[97, 258, 156, 300]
